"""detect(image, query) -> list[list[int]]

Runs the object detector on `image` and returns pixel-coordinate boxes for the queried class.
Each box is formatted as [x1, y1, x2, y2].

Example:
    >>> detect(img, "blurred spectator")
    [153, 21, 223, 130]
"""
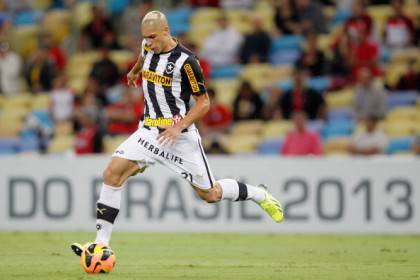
[344, 1, 373, 42]
[384, 0, 416, 50]
[50, 74, 74, 123]
[25, 47, 56, 92]
[201, 13, 243, 66]
[188, 0, 220, 7]
[348, 116, 388, 155]
[232, 81, 263, 121]
[262, 85, 283, 120]
[221, 0, 254, 9]
[0, 41, 22, 96]
[199, 88, 232, 136]
[336, 0, 355, 11]
[81, 5, 115, 49]
[105, 87, 143, 135]
[89, 47, 120, 91]
[279, 70, 326, 120]
[295, 0, 327, 34]
[274, 0, 300, 35]
[240, 15, 271, 64]
[75, 93, 102, 154]
[206, 140, 229, 154]
[40, 33, 67, 72]
[329, 33, 352, 86]
[353, 67, 387, 120]
[281, 111, 324, 156]
[413, 134, 420, 155]
[74, 108, 102, 154]
[349, 27, 381, 78]
[394, 59, 420, 91]
[296, 32, 326, 76]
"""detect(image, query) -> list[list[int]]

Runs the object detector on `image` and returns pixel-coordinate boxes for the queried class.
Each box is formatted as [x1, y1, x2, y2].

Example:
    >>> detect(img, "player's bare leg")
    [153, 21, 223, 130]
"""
[194, 180, 284, 223]
[71, 157, 141, 256]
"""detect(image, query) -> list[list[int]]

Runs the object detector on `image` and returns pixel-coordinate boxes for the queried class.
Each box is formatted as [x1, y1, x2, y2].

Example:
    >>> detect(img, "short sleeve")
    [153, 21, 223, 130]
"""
[181, 56, 206, 96]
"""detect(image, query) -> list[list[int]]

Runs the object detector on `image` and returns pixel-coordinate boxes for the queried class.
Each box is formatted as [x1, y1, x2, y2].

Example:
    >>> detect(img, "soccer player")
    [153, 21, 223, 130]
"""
[71, 11, 283, 256]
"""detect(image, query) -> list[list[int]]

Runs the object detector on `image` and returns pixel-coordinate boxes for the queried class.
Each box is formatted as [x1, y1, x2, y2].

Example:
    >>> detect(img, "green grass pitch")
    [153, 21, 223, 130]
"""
[0, 232, 419, 280]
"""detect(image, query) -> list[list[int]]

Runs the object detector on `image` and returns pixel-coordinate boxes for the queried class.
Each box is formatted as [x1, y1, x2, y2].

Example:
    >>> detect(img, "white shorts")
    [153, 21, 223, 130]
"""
[112, 127, 215, 190]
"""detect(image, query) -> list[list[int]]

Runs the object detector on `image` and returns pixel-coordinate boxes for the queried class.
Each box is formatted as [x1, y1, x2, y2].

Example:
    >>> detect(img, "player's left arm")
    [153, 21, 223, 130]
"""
[157, 56, 210, 145]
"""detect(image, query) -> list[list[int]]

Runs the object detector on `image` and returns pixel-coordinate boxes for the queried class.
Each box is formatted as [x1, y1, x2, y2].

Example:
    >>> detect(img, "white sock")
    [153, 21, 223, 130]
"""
[94, 184, 122, 246]
[218, 179, 265, 203]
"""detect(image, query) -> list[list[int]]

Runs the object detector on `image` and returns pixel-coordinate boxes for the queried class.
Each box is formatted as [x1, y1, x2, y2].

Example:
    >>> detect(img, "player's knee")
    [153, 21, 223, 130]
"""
[103, 166, 123, 187]
[197, 189, 221, 203]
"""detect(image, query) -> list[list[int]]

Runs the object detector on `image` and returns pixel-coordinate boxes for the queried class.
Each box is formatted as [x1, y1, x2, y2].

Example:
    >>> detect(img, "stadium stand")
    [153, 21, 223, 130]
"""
[0, 0, 419, 157]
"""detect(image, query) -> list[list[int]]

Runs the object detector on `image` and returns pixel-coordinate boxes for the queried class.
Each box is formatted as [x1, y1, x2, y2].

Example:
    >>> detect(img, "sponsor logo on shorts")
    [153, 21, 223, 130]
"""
[137, 137, 184, 165]
[142, 69, 172, 86]
[114, 150, 124, 155]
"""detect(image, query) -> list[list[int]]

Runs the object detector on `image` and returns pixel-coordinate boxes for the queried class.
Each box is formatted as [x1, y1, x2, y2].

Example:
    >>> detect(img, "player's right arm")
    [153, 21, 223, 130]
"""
[127, 39, 150, 87]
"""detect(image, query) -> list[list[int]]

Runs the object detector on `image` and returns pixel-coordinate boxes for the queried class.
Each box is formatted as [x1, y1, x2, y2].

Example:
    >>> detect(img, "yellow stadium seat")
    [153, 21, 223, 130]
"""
[231, 120, 263, 135]
[73, 1, 93, 29]
[272, 66, 293, 80]
[190, 8, 222, 24]
[261, 120, 292, 139]
[1, 94, 31, 109]
[1, 107, 30, 121]
[386, 107, 420, 122]
[324, 137, 351, 155]
[68, 77, 88, 95]
[42, 10, 71, 43]
[211, 79, 240, 107]
[326, 88, 354, 109]
[47, 135, 75, 153]
[34, 0, 53, 10]
[385, 62, 408, 88]
[240, 63, 274, 91]
[31, 94, 50, 110]
[104, 135, 129, 155]
[0, 119, 24, 137]
[390, 48, 420, 64]
[221, 134, 260, 154]
[54, 121, 74, 136]
[10, 25, 40, 58]
[110, 50, 135, 71]
[384, 122, 417, 138]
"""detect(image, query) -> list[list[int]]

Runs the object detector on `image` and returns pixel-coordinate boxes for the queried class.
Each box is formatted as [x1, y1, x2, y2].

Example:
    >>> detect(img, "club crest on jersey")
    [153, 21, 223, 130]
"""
[165, 62, 176, 74]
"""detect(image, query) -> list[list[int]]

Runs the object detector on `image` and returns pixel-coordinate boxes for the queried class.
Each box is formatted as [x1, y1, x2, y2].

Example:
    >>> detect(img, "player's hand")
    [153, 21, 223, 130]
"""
[127, 70, 140, 88]
[157, 126, 182, 146]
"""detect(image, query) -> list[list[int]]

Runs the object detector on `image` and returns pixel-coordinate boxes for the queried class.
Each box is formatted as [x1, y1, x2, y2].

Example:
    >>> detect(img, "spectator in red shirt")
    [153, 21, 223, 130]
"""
[40, 33, 66, 72]
[105, 87, 143, 135]
[344, 1, 373, 43]
[384, 0, 415, 49]
[281, 111, 324, 156]
[350, 28, 381, 78]
[75, 111, 102, 154]
[199, 87, 232, 136]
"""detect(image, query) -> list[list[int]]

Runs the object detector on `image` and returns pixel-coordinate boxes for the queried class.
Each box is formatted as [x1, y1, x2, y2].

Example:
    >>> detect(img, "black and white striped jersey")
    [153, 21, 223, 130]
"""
[139, 39, 206, 133]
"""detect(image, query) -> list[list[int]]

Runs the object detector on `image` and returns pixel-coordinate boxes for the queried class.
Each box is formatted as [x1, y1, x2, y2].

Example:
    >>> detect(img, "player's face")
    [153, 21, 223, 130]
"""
[142, 25, 166, 53]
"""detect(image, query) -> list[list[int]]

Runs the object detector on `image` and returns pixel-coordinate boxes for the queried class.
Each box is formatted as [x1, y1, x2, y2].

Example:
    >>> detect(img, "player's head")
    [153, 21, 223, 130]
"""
[141, 11, 172, 53]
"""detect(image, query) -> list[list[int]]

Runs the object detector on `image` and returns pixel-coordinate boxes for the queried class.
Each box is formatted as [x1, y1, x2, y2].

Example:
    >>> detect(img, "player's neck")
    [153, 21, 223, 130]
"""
[162, 37, 177, 53]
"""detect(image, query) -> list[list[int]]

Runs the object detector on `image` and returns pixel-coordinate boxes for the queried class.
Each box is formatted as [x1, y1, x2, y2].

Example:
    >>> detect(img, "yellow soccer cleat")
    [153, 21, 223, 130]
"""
[257, 184, 284, 223]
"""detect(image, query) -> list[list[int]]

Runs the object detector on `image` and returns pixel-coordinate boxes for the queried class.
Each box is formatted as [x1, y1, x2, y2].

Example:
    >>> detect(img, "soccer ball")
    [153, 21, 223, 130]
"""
[80, 243, 116, 273]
